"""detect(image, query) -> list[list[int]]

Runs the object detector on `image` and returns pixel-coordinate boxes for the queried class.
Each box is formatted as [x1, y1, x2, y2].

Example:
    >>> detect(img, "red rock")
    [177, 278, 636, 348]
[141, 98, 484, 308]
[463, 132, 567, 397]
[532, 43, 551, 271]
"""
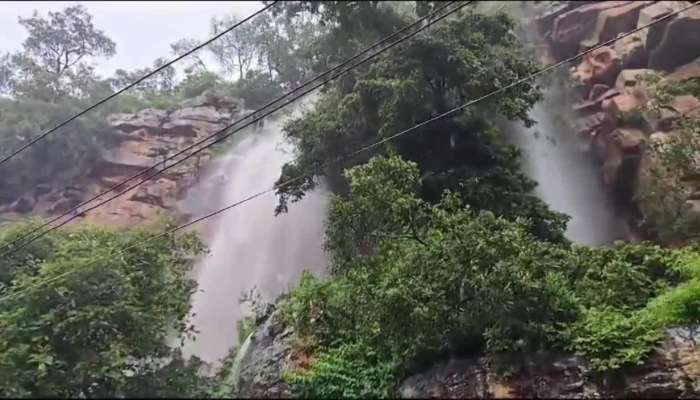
[578, 111, 616, 139]
[581, 1, 652, 48]
[648, 6, 700, 71]
[613, 32, 648, 69]
[108, 108, 166, 134]
[602, 88, 650, 124]
[638, 2, 693, 55]
[551, 1, 632, 47]
[654, 95, 700, 130]
[573, 46, 622, 86]
[611, 127, 646, 153]
[614, 69, 656, 93]
[589, 84, 612, 100]
[575, 88, 619, 113]
[666, 56, 700, 82]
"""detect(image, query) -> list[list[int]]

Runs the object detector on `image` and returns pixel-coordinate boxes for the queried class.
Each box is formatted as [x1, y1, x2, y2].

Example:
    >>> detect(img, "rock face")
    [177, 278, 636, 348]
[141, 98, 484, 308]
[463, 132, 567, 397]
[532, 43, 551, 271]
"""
[236, 309, 700, 399]
[84, 91, 243, 226]
[0, 90, 244, 226]
[532, 0, 700, 243]
[399, 328, 700, 399]
[236, 309, 294, 399]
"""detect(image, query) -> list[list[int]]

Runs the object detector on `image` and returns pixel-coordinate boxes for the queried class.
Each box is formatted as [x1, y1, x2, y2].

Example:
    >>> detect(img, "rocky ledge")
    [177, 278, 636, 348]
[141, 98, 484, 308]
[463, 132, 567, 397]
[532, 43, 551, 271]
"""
[531, 0, 700, 243]
[0, 91, 244, 227]
[235, 307, 700, 399]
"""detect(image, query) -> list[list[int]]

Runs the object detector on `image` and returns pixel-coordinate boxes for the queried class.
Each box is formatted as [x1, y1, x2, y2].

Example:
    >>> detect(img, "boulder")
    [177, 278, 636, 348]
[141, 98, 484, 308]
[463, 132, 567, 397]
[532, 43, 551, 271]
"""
[551, 1, 632, 48]
[666, 56, 700, 82]
[108, 108, 166, 134]
[578, 111, 616, 139]
[637, 1, 692, 52]
[237, 309, 294, 398]
[602, 88, 650, 125]
[654, 95, 700, 131]
[573, 46, 622, 86]
[614, 69, 656, 93]
[535, 2, 575, 36]
[611, 127, 646, 153]
[648, 6, 700, 71]
[574, 86, 619, 113]
[613, 32, 648, 69]
[580, 1, 652, 48]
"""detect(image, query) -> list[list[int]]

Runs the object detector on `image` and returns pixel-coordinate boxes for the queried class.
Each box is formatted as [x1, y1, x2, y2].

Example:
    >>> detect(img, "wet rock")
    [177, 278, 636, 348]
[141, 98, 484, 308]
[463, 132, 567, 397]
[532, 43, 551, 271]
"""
[574, 46, 622, 86]
[169, 106, 231, 124]
[602, 88, 650, 125]
[581, 1, 652, 49]
[614, 69, 656, 93]
[637, 1, 691, 53]
[108, 108, 167, 134]
[11, 195, 35, 213]
[666, 56, 700, 82]
[575, 87, 619, 113]
[237, 309, 293, 399]
[648, 5, 700, 71]
[654, 95, 700, 131]
[613, 32, 648, 69]
[551, 1, 632, 50]
[578, 111, 616, 139]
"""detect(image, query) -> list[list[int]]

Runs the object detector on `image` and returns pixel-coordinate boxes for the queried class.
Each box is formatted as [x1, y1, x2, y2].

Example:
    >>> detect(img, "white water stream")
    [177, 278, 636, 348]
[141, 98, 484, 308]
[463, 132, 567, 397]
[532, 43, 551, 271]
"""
[176, 104, 328, 367]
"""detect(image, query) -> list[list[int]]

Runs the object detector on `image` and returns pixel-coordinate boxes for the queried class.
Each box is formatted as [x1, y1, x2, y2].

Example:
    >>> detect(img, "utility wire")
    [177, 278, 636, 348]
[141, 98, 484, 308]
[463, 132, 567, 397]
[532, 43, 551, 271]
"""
[0, 1, 470, 257]
[2, 1, 696, 303]
[0, 0, 464, 254]
[0, 1, 279, 168]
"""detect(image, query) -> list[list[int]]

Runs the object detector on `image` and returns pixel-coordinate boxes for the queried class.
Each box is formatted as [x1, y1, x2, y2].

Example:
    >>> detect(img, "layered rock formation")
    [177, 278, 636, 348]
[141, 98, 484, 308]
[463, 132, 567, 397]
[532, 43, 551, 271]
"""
[235, 309, 700, 399]
[534, 0, 700, 242]
[399, 328, 700, 399]
[0, 91, 244, 227]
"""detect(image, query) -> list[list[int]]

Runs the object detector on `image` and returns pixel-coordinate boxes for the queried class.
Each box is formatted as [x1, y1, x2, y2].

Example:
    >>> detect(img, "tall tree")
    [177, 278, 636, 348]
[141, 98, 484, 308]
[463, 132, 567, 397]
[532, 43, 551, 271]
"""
[1, 5, 116, 100]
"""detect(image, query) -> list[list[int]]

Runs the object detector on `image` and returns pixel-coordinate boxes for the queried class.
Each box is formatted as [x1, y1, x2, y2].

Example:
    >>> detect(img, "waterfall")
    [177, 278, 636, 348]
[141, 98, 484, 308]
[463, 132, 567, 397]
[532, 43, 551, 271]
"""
[507, 99, 626, 246]
[177, 102, 328, 367]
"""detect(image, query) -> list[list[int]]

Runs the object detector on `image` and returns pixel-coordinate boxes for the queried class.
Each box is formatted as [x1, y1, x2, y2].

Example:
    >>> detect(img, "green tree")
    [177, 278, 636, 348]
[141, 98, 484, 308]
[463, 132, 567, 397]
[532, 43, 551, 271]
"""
[0, 222, 212, 397]
[274, 9, 566, 241]
[1, 5, 116, 101]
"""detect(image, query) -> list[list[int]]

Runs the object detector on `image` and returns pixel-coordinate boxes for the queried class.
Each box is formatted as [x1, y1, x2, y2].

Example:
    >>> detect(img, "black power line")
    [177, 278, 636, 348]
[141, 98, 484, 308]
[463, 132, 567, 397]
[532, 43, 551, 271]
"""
[0, 1, 471, 257]
[3, 1, 696, 303]
[0, 1, 279, 168]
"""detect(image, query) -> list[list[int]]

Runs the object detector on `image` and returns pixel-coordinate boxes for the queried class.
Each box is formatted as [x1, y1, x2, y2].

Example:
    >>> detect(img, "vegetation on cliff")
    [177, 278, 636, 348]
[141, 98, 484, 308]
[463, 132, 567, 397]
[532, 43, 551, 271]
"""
[0, 221, 216, 397]
[1, 1, 699, 398]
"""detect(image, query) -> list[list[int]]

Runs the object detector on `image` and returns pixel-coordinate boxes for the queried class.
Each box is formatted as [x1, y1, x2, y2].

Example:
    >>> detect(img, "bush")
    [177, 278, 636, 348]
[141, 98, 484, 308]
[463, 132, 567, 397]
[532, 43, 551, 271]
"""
[286, 342, 395, 399]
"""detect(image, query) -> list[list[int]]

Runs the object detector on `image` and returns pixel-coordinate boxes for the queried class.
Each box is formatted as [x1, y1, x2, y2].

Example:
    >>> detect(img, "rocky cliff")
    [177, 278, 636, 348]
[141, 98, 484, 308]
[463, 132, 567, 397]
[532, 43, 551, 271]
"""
[235, 306, 700, 399]
[0, 91, 244, 227]
[531, 0, 700, 244]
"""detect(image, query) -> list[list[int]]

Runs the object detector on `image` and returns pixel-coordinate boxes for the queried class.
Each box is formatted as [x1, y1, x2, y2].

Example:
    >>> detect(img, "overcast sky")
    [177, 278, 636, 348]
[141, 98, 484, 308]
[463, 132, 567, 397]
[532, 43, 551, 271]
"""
[0, 1, 264, 78]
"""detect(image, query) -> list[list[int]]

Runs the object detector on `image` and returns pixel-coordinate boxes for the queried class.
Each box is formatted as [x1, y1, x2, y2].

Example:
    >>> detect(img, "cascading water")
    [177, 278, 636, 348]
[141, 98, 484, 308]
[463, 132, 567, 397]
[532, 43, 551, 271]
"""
[507, 98, 626, 246]
[502, 3, 626, 246]
[176, 102, 328, 367]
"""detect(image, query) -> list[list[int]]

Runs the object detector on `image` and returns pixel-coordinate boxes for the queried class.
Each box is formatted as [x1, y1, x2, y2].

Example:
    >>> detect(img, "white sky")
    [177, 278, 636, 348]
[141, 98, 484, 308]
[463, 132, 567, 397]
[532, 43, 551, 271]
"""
[0, 1, 264, 78]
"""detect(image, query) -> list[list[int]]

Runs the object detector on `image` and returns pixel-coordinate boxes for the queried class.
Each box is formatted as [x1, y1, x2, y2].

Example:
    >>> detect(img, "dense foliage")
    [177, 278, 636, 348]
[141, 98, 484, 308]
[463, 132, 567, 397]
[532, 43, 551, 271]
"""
[280, 156, 700, 397]
[638, 73, 700, 243]
[0, 221, 215, 397]
[273, 7, 569, 243]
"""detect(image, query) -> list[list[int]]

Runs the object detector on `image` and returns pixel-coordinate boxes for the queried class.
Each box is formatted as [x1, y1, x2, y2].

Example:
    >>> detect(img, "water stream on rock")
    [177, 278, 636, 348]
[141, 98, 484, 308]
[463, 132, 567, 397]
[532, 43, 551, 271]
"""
[507, 99, 626, 246]
[176, 102, 328, 367]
